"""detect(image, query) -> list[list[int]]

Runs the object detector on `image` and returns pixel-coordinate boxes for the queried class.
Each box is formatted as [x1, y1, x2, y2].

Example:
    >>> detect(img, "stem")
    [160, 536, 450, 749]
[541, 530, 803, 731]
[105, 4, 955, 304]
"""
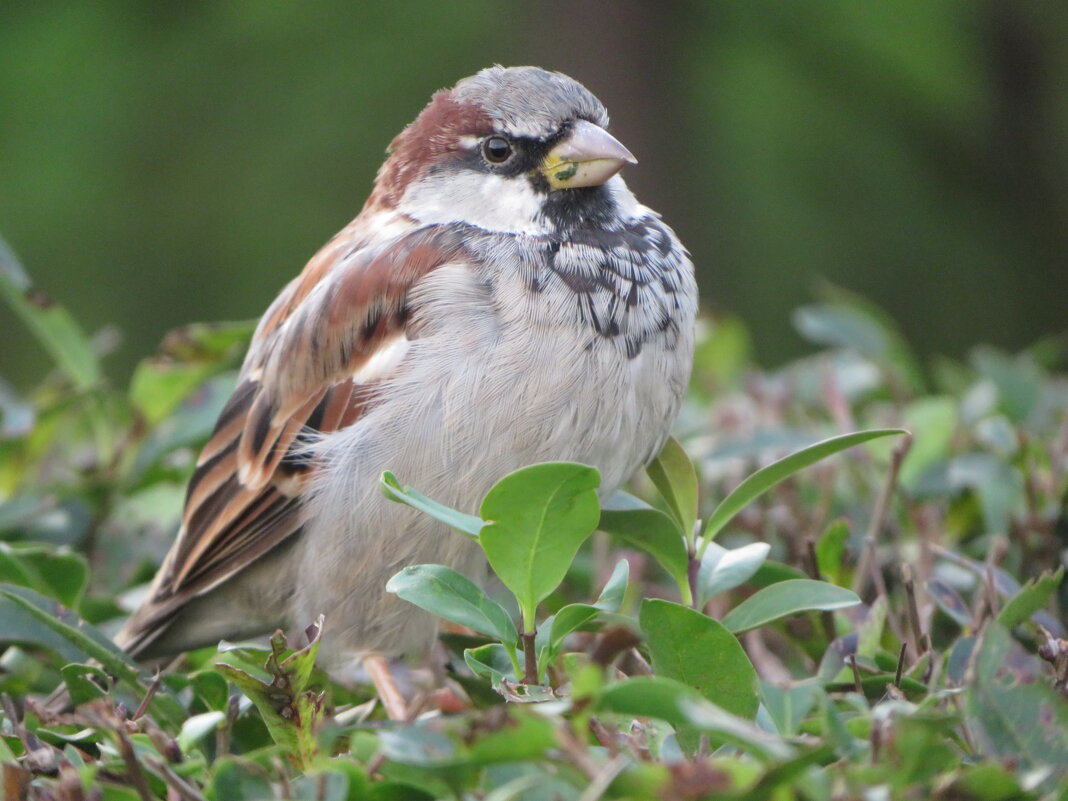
[521, 632, 538, 685]
[696, 520, 711, 561]
[685, 547, 699, 609]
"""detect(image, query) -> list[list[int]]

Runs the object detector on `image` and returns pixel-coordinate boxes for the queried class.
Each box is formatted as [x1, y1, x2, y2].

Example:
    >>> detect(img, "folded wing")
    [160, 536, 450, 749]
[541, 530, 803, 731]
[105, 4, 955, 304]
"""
[117, 221, 472, 656]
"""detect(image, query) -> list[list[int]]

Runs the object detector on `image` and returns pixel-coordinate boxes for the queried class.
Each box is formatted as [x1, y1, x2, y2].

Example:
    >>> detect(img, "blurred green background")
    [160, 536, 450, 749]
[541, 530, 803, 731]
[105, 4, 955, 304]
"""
[2, 1, 1067, 389]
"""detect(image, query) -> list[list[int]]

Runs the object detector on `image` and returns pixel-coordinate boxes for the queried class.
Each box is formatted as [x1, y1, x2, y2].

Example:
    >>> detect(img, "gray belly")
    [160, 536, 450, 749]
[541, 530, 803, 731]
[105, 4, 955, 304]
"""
[294, 329, 686, 671]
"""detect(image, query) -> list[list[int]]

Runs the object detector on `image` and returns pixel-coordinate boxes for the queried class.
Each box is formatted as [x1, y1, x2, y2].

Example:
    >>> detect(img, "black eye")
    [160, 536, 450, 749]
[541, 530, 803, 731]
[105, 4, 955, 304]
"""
[482, 135, 513, 164]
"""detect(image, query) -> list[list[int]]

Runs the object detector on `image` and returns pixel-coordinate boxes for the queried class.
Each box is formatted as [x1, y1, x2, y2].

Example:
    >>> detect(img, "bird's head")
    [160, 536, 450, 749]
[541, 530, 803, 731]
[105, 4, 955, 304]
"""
[367, 66, 638, 234]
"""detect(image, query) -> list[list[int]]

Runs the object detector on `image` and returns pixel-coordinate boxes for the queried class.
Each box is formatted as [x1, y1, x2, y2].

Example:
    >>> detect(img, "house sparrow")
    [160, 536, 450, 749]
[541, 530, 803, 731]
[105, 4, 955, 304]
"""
[116, 66, 697, 706]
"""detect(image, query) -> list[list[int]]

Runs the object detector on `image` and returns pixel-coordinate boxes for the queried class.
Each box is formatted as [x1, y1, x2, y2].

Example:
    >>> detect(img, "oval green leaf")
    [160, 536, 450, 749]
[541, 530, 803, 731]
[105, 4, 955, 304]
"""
[387, 564, 517, 645]
[640, 599, 759, 720]
[722, 579, 861, 634]
[698, 541, 770, 607]
[479, 462, 601, 630]
[599, 507, 689, 602]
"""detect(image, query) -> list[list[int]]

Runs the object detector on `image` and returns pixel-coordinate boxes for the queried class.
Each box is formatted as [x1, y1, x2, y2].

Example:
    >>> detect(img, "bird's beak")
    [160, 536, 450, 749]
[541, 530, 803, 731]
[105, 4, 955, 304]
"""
[539, 119, 637, 189]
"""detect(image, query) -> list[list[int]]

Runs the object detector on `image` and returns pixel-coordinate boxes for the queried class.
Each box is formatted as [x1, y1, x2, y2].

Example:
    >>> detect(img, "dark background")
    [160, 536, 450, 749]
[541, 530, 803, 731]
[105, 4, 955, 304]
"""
[2, 1, 1066, 389]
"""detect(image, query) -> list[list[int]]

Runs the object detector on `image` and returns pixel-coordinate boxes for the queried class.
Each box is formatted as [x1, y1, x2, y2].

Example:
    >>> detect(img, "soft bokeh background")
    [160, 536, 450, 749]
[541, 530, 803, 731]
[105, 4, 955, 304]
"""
[2, 1, 1067, 389]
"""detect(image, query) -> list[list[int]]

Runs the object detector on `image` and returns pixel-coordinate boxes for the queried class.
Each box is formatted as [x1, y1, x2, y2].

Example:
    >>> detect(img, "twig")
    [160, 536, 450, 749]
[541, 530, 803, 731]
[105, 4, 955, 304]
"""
[848, 655, 863, 695]
[144, 756, 208, 801]
[115, 724, 155, 801]
[894, 642, 907, 689]
[3, 694, 57, 775]
[900, 564, 930, 660]
[972, 536, 1007, 628]
[588, 717, 618, 755]
[624, 648, 654, 677]
[577, 755, 629, 801]
[743, 630, 792, 685]
[216, 693, 240, 760]
[131, 668, 162, 721]
[853, 434, 912, 599]
[557, 723, 601, 781]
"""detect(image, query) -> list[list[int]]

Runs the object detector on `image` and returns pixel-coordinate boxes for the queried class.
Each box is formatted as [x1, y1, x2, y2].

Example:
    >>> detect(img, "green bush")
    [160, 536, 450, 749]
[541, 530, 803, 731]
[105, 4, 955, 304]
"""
[1, 241, 1066, 799]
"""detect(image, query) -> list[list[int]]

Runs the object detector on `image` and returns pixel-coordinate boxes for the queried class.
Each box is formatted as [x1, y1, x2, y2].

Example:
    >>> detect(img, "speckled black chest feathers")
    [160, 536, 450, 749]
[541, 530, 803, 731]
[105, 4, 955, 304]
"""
[482, 216, 690, 360]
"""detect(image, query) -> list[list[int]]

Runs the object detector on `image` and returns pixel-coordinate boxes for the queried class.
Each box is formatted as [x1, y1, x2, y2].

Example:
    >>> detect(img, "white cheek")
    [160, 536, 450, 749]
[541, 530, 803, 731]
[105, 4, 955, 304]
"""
[605, 175, 648, 222]
[401, 171, 551, 235]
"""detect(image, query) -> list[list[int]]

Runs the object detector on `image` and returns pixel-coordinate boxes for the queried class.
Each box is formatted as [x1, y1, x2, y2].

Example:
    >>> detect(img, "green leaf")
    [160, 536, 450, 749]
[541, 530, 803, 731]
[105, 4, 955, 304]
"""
[797, 283, 925, 393]
[596, 675, 702, 728]
[597, 676, 792, 761]
[599, 507, 689, 604]
[854, 596, 888, 662]
[945, 453, 1025, 535]
[214, 620, 325, 769]
[760, 680, 824, 737]
[593, 558, 629, 612]
[0, 543, 88, 609]
[721, 579, 861, 634]
[464, 643, 514, 687]
[209, 757, 276, 801]
[377, 726, 457, 767]
[387, 564, 518, 645]
[60, 663, 109, 706]
[0, 585, 141, 685]
[702, 429, 907, 542]
[129, 359, 218, 425]
[380, 472, 484, 538]
[965, 623, 1068, 768]
[645, 437, 698, 544]
[467, 711, 556, 763]
[479, 463, 600, 630]
[948, 764, 1029, 801]
[191, 669, 230, 712]
[971, 346, 1042, 423]
[285, 626, 321, 696]
[155, 318, 256, 362]
[996, 566, 1063, 630]
[214, 659, 319, 766]
[178, 710, 226, 753]
[697, 541, 770, 607]
[547, 603, 600, 655]
[0, 238, 101, 391]
[814, 520, 849, 586]
[929, 577, 973, 627]
[897, 396, 957, 490]
[640, 599, 759, 720]
[793, 304, 888, 357]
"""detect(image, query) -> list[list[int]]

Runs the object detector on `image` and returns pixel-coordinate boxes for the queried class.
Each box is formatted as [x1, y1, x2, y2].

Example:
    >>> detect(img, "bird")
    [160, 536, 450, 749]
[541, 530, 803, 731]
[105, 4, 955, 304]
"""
[115, 66, 697, 716]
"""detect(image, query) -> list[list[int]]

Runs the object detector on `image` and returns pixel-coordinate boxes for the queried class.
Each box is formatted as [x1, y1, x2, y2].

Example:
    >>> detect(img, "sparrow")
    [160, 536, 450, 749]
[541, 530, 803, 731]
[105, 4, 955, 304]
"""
[116, 66, 697, 710]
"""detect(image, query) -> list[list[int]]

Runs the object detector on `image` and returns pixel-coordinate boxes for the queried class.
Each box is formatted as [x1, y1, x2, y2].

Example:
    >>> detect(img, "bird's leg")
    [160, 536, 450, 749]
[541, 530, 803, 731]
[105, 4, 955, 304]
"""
[364, 653, 409, 721]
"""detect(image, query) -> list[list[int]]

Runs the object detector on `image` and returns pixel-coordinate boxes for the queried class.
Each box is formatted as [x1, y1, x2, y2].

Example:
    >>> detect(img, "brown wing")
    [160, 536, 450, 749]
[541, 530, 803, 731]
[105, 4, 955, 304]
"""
[118, 221, 472, 655]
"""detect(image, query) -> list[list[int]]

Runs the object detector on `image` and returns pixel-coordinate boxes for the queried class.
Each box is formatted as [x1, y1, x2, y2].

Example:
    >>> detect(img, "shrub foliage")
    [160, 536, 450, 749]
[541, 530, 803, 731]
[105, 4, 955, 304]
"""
[1, 243, 1067, 799]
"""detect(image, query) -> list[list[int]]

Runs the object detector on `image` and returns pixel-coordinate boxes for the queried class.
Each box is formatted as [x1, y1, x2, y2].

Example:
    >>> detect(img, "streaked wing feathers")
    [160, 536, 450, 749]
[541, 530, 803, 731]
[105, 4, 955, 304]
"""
[124, 222, 472, 649]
